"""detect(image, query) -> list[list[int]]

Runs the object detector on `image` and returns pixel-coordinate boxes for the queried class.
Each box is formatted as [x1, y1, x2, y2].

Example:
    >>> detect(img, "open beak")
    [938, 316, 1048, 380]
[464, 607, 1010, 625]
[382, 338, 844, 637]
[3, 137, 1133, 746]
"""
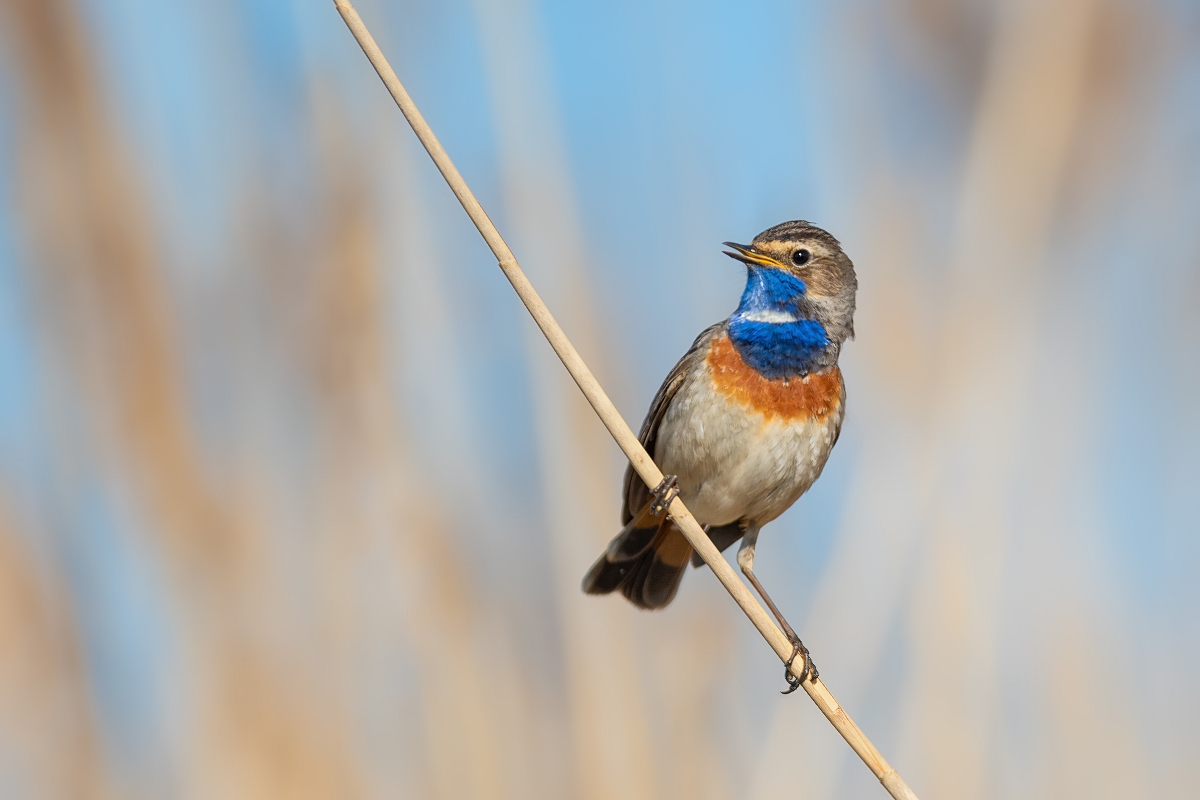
[722, 241, 784, 268]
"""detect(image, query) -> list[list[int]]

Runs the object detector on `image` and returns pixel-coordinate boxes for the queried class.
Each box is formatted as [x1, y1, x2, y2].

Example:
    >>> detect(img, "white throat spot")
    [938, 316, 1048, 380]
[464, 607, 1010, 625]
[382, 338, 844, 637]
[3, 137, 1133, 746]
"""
[740, 308, 799, 324]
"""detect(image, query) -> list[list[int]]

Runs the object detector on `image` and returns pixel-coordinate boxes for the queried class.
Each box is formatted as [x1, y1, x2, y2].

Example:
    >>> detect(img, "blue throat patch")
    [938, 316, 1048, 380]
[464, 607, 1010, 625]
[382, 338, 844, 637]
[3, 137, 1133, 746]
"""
[728, 266, 831, 379]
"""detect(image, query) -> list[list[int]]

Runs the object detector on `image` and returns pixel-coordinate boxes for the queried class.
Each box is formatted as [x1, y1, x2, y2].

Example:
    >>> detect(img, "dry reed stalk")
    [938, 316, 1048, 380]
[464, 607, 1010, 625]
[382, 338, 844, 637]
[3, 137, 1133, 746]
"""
[899, 2, 1099, 796]
[332, 2, 919, 798]
[0, 510, 113, 800]
[7, 0, 370, 793]
[466, 0, 671, 793]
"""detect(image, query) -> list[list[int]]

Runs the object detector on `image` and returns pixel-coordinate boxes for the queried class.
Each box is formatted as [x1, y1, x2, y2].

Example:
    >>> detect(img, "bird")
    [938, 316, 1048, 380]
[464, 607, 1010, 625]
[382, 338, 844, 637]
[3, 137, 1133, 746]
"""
[582, 220, 857, 690]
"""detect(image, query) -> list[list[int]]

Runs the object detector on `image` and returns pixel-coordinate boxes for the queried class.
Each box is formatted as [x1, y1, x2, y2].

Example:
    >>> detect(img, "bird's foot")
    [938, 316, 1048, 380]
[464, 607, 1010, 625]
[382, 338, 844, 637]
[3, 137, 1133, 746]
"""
[782, 637, 817, 694]
[649, 475, 679, 516]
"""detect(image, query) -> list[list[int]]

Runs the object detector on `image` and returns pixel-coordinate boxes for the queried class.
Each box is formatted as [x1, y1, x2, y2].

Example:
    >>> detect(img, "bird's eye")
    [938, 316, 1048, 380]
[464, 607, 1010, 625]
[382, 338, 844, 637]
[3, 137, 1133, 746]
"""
[791, 249, 811, 267]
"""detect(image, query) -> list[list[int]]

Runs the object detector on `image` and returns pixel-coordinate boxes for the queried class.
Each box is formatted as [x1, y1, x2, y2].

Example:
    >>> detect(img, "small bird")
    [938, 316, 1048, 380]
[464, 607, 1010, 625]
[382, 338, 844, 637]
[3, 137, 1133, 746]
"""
[582, 220, 857, 690]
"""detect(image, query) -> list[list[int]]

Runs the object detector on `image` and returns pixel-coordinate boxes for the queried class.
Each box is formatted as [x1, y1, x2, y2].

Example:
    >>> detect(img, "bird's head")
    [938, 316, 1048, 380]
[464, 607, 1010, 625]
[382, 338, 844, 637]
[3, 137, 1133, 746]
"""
[723, 220, 858, 347]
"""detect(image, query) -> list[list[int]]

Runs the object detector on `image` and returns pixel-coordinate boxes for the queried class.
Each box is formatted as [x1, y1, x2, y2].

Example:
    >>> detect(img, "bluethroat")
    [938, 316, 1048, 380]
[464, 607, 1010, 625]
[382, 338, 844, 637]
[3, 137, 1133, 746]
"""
[582, 220, 858, 691]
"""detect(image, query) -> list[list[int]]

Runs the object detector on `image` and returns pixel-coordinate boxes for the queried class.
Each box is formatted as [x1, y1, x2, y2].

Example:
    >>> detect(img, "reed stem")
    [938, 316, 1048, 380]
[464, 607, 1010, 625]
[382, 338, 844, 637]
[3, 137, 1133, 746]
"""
[331, 3, 918, 797]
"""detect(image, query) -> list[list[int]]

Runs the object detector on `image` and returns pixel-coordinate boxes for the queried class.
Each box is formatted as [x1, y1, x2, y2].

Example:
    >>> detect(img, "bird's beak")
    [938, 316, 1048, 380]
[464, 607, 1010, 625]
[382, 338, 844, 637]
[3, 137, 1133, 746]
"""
[722, 241, 784, 268]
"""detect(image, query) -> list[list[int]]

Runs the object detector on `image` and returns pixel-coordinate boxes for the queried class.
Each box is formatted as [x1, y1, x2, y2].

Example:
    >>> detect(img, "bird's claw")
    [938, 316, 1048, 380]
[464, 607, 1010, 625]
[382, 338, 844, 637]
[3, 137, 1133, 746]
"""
[649, 475, 679, 516]
[782, 639, 817, 694]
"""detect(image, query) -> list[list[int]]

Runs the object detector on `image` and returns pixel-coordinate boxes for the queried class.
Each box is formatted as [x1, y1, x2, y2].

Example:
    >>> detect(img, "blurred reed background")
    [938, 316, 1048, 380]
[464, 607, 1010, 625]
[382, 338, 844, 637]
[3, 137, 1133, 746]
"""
[0, 0, 1197, 797]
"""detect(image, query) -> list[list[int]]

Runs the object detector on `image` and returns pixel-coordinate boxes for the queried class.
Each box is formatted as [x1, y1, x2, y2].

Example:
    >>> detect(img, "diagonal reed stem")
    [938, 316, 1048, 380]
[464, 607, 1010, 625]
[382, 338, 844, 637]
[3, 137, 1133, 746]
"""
[332, 2, 918, 798]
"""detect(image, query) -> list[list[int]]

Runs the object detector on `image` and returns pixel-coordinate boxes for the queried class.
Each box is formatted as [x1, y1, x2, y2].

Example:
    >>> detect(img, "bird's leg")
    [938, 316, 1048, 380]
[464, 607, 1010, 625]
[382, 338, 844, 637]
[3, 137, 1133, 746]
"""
[648, 474, 680, 516]
[737, 524, 818, 693]
[736, 525, 799, 638]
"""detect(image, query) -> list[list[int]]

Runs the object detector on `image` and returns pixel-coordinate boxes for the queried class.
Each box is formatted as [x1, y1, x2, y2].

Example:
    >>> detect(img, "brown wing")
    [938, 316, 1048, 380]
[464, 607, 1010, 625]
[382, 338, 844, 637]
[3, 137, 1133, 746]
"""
[621, 321, 726, 524]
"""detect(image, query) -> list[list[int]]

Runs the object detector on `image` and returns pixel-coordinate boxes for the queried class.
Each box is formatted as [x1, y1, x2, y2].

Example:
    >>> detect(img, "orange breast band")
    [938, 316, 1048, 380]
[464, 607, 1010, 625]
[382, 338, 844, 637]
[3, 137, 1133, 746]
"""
[707, 334, 842, 422]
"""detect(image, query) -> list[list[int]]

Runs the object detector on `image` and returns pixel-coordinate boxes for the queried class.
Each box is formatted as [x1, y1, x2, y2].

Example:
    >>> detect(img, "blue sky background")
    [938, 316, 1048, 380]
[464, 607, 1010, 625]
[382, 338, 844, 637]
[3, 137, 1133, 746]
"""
[1, 0, 1198, 798]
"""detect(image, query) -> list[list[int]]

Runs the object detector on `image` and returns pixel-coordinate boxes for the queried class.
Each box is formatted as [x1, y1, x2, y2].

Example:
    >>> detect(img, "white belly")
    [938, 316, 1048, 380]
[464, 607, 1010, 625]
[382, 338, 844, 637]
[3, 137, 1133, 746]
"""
[653, 371, 844, 527]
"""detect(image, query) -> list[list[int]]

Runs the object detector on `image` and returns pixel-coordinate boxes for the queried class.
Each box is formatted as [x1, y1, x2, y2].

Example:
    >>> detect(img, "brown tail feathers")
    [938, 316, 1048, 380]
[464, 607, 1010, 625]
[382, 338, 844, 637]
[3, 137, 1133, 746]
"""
[583, 515, 748, 609]
[582, 513, 747, 609]
[582, 516, 693, 609]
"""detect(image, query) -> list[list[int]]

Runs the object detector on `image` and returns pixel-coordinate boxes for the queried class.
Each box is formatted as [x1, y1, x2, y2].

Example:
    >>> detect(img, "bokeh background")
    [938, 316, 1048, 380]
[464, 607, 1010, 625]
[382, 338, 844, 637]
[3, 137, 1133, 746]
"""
[1, 0, 1198, 797]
